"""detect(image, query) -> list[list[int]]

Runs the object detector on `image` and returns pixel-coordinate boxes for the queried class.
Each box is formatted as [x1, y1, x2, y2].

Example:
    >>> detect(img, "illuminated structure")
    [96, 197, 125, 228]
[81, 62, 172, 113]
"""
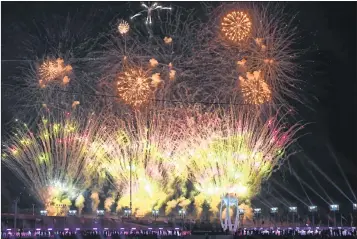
[221, 11, 252, 43]
[308, 205, 318, 227]
[289, 206, 297, 225]
[220, 194, 240, 232]
[330, 204, 339, 227]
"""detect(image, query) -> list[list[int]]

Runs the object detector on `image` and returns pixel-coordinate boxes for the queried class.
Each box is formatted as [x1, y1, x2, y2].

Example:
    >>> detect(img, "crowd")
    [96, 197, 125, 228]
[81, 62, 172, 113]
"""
[1, 228, 357, 239]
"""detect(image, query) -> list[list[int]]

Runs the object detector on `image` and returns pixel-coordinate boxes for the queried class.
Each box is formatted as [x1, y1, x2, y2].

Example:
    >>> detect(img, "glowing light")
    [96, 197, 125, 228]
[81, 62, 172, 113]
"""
[221, 11, 252, 43]
[72, 101, 80, 108]
[239, 70, 272, 105]
[149, 58, 159, 68]
[164, 36, 173, 44]
[118, 20, 130, 35]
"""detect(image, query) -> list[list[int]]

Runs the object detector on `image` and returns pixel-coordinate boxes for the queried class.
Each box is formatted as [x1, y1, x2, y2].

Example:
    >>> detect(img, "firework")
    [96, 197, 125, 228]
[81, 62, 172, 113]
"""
[221, 11, 252, 43]
[118, 20, 130, 35]
[1, 109, 104, 215]
[183, 107, 301, 216]
[238, 70, 272, 105]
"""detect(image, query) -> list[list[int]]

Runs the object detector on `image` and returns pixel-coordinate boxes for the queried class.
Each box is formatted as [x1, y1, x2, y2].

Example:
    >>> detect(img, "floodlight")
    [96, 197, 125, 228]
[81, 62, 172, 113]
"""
[289, 206, 297, 213]
[179, 209, 186, 216]
[124, 209, 132, 217]
[239, 209, 245, 215]
[96, 209, 104, 216]
[329, 204, 339, 212]
[68, 210, 77, 216]
[308, 206, 317, 212]
[270, 207, 278, 213]
[253, 208, 261, 214]
[40, 210, 47, 216]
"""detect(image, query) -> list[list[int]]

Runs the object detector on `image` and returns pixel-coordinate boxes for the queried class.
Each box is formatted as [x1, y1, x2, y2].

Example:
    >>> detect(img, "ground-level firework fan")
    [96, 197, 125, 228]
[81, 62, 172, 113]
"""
[95, 108, 192, 216]
[183, 107, 301, 219]
[1, 109, 104, 216]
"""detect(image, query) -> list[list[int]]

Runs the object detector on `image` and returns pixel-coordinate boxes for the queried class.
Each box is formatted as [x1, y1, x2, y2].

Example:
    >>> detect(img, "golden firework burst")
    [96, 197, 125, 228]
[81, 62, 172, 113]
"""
[118, 20, 130, 35]
[239, 70, 272, 105]
[117, 67, 154, 108]
[38, 58, 72, 88]
[221, 11, 252, 43]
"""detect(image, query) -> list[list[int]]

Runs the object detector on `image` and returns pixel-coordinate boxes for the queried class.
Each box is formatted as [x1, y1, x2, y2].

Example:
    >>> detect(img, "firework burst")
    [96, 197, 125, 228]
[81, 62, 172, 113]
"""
[221, 11, 252, 43]
[238, 70, 272, 105]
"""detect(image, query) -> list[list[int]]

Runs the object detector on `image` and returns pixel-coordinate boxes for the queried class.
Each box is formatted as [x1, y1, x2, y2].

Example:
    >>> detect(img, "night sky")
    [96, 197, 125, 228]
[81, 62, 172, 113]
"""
[1, 1, 356, 218]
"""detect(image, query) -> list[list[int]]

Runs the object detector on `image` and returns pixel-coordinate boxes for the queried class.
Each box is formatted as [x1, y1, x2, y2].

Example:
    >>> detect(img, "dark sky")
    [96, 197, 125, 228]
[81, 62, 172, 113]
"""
[1, 2, 356, 217]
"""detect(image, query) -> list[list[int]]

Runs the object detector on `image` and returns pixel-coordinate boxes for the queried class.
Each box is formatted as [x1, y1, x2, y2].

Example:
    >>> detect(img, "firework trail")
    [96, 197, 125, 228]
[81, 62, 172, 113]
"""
[1, 108, 106, 215]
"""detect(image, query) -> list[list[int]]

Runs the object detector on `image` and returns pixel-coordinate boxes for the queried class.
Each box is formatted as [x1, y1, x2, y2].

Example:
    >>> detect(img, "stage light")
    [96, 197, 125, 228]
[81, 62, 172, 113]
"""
[353, 203, 357, 211]
[75, 228, 80, 231]
[40, 210, 47, 216]
[329, 204, 339, 212]
[270, 207, 278, 214]
[47, 228, 52, 231]
[289, 206, 297, 213]
[64, 228, 69, 231]
[97, 209, 104, 216]
[308, 206, 317, 212]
